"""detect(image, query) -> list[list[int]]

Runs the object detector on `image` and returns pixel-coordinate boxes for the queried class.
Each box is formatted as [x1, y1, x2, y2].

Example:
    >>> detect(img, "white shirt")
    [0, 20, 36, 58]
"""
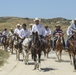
[9, 31, 13, 37]
[32, 24, 46, 36]
[66, 23, 76, 36]
[2, 31, 8, 38]
[14, 28, 21, 35]
[45, 28, 51, 36]
[19, 29, 30, 39]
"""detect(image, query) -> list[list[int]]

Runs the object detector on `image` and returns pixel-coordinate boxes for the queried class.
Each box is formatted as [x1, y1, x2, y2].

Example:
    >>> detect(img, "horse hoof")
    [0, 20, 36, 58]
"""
[33, 68, 36, 70]
[38, 68, 41, 71]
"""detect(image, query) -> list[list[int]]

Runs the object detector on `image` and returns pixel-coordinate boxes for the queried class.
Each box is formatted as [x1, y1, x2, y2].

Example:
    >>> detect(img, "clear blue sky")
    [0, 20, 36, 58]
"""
[0, 0, 76, 19]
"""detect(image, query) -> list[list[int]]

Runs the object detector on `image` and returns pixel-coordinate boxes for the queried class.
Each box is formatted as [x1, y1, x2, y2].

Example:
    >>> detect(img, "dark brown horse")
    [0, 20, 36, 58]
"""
[68, 35, 76, 70]
[31, 32, 43, 70]
[2, 36, 9, 51]
[55, 33, 64, 61]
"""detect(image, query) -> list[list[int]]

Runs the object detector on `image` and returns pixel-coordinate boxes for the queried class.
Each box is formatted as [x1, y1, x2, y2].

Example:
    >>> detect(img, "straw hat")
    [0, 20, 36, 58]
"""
[16, 23, 21, 27]
[55, 24, 61, 27]
[34, 18, 41, 22]
[29, 23, 34, 26]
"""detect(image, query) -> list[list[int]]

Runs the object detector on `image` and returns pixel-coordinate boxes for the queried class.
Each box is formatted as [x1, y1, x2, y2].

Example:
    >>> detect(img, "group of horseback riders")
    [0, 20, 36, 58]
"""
[0, 18, 76, 52]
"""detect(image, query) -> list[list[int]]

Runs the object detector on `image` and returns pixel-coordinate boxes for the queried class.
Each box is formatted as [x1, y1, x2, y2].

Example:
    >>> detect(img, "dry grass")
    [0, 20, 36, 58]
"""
[0, 49, 9, 66]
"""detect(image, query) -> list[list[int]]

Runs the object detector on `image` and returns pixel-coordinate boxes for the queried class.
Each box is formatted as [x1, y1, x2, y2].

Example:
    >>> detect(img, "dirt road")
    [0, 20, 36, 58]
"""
[0, 51, 76, 75]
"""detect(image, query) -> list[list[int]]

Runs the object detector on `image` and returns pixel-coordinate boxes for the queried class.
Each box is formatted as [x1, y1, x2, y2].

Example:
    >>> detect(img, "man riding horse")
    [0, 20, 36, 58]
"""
[28, 18, 46, 49]
[65, 18, 76, 51]
[18, 23, 30, 53]
[45, 25, 52, 47]
[53, 24, 65, 50]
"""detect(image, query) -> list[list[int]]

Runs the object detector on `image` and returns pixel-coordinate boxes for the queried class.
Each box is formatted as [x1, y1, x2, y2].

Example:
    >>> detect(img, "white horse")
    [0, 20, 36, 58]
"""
[22, 38, 31, 64]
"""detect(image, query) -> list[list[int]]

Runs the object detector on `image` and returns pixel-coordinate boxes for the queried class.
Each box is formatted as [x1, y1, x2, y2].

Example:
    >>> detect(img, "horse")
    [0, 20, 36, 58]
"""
[31, 32, 43, 70]
[22, 38, 31, 64]
[9, 35, 15, 54]
[68, 35, 76, 70]
[10, 34, 23, 61]
[55, 33, 64, 61]
[44, 35, 52, 58]
[2, 36, 9, 51]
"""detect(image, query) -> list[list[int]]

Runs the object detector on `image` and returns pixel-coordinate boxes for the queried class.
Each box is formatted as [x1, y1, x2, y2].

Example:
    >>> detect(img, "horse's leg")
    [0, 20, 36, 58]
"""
[16, 50, 17, 60]
[11, 42, 13, 54]
[33, 51, 37, 70]
[16, 49, 20, 61]
[44, 49, 47, 60]
[25, 49, 29, 65]
[60, 50, 62, 61]
[75, 55, 76, 70]
[69, 52, 72, 65]
[38, 52, 41, 70]
[73, 55, 76, 70]
[56, 50, 59, 61]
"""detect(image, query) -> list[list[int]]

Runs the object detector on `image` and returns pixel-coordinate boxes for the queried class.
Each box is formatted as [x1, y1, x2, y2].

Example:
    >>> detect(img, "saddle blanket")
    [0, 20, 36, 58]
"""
[22, 38, 31, 46]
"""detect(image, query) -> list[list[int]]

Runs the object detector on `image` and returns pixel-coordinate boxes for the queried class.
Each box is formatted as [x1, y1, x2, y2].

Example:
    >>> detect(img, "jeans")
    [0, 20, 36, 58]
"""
[53, 37, 65, 49]
[28, 35, 46, 49]
[65, 35, 72, 48]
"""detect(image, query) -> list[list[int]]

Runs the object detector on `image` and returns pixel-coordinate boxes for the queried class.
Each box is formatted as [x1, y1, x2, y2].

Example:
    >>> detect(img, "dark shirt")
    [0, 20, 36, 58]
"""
[53, 29, 63, 37]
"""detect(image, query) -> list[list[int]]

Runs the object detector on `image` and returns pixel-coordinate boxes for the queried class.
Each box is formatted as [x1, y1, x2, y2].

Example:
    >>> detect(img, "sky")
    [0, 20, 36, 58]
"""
[0, 0, 76, 20]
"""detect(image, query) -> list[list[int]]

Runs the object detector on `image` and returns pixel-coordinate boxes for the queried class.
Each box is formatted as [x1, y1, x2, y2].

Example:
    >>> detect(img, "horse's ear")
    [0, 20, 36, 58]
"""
[32, 32, 35, 35]
[36, 31, 38, 35]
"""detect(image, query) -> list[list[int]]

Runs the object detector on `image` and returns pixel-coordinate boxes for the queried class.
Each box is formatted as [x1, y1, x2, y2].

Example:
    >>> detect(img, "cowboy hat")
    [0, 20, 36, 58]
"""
[16, 23, 21, 27]
[29, 23, 34, 26]
[45, 25, 49, 27]
[74, 18, 76, 20]
[55, 24, 61, 27]
[34, 18, 41, 22]
[70, 20, 74, 24]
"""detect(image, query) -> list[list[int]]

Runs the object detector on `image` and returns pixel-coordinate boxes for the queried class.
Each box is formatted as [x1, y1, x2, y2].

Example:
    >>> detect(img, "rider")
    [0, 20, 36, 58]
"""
[53, 24, 65, 50]
[45, 25, 51, 37]
[28, 18, 46, 49]
[18, 23, 30, 53]
[45, 25, 52, 46]
[29, 23, 33, 38]
[2, 28, 8, 44]
[9, 28, 14, 37]
[14, 24, 21, 41]
[65, 18, 76, 50]
[0, 31, 3, 44]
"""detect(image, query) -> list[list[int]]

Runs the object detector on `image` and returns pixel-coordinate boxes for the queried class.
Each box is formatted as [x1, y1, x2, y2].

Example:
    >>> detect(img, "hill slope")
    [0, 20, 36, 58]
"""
[0, 17, 71, 31]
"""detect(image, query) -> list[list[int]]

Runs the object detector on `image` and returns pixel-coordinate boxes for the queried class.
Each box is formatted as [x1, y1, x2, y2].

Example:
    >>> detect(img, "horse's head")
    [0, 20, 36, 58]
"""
[72, 30, 76, 38]
[32, 32, 38, 44]
[69, 38, 76, 52]
[57, 33, 63, 43]
[45, 35, 51, 43]
[32, 32, 41, 49]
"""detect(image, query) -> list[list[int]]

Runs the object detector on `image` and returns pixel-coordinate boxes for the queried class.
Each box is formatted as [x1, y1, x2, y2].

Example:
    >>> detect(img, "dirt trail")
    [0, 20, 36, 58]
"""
[0, 51, 76, 75]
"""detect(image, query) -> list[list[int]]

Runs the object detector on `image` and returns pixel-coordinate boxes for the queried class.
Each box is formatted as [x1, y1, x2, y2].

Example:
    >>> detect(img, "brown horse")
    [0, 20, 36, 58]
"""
[44, 35, 52, 58]
[68, 35, 76, 70]
[55, 33, 64, 61]
[9, 35, 15, 54]
[31, 32, 43, 70]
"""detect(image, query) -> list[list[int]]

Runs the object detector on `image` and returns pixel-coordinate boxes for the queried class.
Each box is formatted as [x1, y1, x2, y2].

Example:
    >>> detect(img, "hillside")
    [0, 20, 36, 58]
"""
[0, 17, 71, 32]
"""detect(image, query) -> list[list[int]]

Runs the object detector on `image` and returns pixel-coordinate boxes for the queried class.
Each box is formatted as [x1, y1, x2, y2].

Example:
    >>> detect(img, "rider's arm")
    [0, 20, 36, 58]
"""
[19, 29, 24, 39]
[32, 25, 39, 33]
